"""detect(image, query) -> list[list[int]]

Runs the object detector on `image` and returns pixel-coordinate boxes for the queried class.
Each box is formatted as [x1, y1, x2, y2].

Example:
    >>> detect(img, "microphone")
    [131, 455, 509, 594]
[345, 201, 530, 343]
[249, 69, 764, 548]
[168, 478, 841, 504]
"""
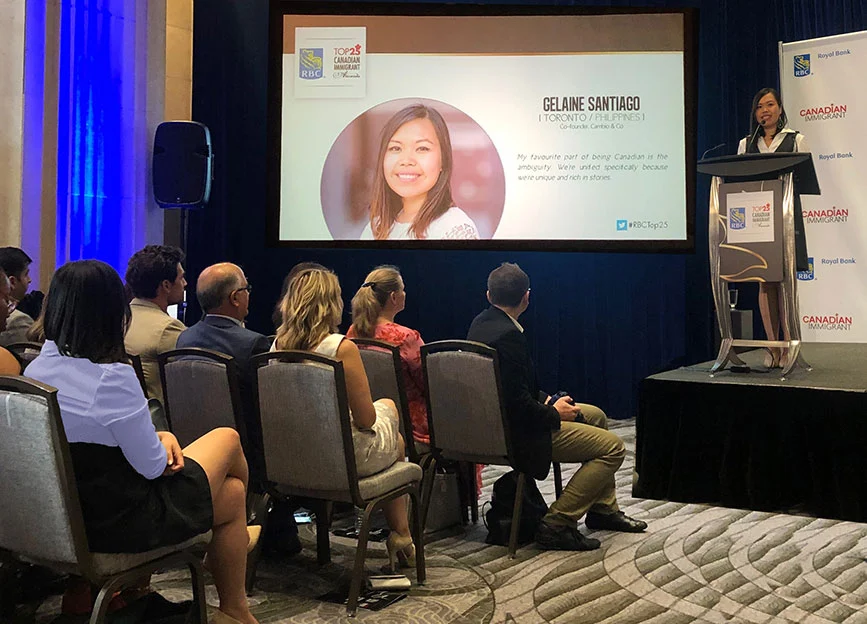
[747, 122, 763, 152]
[700, 143, 726, 160]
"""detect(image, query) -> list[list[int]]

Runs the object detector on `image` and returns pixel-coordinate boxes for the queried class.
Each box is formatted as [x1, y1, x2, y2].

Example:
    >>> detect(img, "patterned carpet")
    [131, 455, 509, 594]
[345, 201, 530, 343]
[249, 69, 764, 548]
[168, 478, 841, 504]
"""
[29, 420, 867, 623]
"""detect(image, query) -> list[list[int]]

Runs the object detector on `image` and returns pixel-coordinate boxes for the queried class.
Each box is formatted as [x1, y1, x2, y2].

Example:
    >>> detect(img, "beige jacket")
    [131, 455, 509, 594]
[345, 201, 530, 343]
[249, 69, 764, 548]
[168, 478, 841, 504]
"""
[124, 298, 185, 403]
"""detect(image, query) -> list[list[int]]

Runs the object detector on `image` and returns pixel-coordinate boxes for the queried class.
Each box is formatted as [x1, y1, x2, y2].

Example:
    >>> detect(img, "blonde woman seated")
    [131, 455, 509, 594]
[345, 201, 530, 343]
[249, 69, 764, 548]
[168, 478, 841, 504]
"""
[272, 267, 415, 569]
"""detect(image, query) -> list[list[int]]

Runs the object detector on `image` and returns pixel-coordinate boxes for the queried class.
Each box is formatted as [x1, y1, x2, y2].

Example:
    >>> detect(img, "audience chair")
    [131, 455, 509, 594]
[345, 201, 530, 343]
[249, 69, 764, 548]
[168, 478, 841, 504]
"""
[157, 347, 264, 593]
[251, 350, 426, 616]
[6, 341, 42, 372]
[0, 376, 210, 624]
[421, 340, 531, 558]
[157, 348, 244, 447]
[350, 338, 427, 467]
[127, 353, 149, 399]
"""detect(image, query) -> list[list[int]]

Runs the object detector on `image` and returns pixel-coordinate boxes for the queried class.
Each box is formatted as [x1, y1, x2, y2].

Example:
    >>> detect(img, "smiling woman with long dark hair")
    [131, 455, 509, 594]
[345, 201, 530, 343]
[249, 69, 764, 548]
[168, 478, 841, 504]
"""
[361, 104, 479, 240]
[26, 260, 259, 624]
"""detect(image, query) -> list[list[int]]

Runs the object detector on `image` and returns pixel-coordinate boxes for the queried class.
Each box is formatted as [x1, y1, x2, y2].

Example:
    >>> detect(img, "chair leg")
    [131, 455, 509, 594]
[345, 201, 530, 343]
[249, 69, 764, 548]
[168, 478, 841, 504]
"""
[315, 500, 333, 565]
[187, 555, 208, 624]
[508, 473, 526, 559]
[470, 463, 479, 525]
[420, 457, 437, 533]
[346, 502, 376, 617]
[457, 462, 473, 525]
[408, 488, 426, 585]
[244, 493, 271, 595]
[553, 462, 563, 499]
[245, 540, 262, 596]
[89, 575, 126, 624]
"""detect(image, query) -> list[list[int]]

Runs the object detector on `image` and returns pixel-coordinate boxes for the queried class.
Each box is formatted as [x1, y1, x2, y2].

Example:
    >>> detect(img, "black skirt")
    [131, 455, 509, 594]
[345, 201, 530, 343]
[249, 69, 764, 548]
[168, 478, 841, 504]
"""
[69, 443, 213, 553]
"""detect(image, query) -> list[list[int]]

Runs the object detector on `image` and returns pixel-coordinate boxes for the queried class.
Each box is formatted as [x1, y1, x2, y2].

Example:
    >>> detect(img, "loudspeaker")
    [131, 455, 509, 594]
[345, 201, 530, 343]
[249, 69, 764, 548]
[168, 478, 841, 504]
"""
[153, 121, 212, 208]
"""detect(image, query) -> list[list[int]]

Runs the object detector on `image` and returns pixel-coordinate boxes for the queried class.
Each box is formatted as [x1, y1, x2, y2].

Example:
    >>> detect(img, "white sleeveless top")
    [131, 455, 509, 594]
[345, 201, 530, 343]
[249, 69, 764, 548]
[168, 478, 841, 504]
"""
[269, 333, 344, 355]
[313, 333, 344, 357]
[359, 207, 480, 240]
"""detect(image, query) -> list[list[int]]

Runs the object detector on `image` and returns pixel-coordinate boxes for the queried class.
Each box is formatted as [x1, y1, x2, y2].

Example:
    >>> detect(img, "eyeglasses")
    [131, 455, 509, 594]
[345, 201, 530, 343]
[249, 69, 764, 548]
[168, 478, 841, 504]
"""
[233, 283, 252, 295]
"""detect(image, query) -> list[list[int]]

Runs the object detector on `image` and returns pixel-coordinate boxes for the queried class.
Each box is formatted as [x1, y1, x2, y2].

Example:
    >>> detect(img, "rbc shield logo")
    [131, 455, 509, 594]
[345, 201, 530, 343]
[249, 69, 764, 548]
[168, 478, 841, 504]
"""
[797, 257, 815, 281]
[729, 207, 746, 230]
[299, 48, 324, 80]
[616, 219, 628, 231]
[794, 54, 810, 77]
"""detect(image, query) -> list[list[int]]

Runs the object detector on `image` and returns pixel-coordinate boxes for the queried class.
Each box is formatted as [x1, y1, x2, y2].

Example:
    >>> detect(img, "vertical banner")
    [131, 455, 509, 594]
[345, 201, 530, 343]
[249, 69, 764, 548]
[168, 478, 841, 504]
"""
[781, 31, 867, 342]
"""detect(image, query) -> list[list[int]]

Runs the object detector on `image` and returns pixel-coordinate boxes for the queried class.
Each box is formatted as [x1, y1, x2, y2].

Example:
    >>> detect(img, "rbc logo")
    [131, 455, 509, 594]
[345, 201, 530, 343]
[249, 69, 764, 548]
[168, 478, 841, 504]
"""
[299, 48, 324, 80]
[729, 207, 746, 230]
[616, 220, 628, 231]
[797, 257, 815, 281]
[794, 54, 810, 77]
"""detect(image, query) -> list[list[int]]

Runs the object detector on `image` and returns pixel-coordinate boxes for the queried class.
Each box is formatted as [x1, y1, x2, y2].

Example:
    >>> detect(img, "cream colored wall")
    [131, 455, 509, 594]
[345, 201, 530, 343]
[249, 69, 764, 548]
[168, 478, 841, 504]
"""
[162, 0, 193, 247]
[0, 0, 26, 248]
[166, 0, 193, 120]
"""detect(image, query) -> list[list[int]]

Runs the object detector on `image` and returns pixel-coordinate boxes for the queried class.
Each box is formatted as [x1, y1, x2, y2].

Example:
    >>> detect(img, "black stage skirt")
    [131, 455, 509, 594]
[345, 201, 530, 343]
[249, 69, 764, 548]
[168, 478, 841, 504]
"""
[69, 443, 213, 553]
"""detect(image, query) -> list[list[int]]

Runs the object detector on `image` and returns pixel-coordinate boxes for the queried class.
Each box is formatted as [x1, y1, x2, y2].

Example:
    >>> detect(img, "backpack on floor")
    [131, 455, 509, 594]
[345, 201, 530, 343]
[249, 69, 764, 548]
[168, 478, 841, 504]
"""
[485, 470, 548, 546]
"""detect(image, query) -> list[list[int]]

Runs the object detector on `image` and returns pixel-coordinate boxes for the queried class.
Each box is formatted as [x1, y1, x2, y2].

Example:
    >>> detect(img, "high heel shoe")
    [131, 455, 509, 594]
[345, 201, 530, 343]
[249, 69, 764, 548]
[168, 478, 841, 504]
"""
[246, 525, 261, 554]
[763, 348, 781, 369]
[386, 533, 415, 571]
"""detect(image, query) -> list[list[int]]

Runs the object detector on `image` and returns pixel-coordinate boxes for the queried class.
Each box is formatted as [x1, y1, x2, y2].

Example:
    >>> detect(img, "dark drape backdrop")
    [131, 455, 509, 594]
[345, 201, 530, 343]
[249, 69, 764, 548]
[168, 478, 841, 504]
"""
[187, 0, 867, 421]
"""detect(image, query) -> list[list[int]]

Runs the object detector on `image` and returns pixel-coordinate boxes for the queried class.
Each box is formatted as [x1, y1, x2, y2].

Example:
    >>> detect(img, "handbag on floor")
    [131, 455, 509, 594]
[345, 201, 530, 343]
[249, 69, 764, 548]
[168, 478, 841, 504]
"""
[424, 464, 463, 533]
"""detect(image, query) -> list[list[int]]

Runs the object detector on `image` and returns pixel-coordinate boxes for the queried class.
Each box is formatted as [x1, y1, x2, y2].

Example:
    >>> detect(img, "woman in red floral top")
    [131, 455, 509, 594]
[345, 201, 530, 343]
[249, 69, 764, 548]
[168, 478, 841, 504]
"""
[348, 266, 483, 493]
[347, 265, 430, 445]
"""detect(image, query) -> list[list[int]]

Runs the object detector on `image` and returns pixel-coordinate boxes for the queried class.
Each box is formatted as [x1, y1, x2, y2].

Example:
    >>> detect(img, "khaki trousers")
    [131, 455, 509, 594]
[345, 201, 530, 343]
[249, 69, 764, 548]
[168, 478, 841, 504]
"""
[542, 404, 625, 527]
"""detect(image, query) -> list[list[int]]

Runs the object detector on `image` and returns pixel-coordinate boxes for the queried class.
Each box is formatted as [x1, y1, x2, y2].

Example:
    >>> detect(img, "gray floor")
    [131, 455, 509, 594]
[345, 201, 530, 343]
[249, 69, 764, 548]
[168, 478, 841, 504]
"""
[31, 419, 867, 623]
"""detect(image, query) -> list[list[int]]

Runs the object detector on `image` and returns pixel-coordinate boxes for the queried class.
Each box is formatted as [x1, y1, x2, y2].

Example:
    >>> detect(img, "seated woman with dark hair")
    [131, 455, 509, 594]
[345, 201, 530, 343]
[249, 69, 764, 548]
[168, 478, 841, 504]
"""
[26, 260, 258, 624]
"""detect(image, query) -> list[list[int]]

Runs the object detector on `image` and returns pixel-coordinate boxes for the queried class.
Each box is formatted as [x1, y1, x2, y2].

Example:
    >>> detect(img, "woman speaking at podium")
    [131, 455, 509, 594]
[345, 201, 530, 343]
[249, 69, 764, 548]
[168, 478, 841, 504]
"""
[737, 87, 810, 368]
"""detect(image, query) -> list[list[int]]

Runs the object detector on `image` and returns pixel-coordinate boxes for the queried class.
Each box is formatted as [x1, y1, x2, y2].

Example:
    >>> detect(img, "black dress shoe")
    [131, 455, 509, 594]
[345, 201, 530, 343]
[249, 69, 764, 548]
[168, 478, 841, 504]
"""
[584, 511, 647, 533]
[535, 521, 601, 551]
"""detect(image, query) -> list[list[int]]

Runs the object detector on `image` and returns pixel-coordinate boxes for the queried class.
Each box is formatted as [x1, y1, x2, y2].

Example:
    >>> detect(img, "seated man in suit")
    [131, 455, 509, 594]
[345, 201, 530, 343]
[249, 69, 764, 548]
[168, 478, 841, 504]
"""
[124, 245, 187, 404]
[177, 262, 269, 467]
[467, 262, 646, 551]
[177, 263, 270, 375]
[177, 263, 300, 555]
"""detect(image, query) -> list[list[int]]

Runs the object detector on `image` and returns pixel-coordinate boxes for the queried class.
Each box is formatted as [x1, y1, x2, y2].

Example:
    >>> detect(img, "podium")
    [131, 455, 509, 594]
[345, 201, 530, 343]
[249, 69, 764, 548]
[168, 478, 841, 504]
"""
[698, 152, 820, 378]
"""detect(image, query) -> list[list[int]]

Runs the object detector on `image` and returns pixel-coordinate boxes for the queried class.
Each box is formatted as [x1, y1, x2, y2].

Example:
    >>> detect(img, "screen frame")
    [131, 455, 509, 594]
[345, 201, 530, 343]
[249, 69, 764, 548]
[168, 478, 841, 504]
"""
[266, 1, 698, 253]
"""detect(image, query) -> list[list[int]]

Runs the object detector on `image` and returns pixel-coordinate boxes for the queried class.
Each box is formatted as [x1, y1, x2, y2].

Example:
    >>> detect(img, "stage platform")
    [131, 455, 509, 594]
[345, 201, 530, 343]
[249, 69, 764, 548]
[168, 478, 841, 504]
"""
[634, 343, 867, 522]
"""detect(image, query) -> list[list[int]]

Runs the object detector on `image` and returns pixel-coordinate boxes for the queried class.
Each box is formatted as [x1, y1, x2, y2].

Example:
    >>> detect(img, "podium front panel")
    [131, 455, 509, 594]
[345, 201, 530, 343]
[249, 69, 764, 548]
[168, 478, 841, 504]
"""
[718, 180, 783, 283]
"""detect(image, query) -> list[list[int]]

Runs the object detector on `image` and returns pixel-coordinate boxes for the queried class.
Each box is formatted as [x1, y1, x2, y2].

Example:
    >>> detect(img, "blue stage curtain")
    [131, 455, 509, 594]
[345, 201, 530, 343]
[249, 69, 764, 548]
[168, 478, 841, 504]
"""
[56, 0, 148, 275]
